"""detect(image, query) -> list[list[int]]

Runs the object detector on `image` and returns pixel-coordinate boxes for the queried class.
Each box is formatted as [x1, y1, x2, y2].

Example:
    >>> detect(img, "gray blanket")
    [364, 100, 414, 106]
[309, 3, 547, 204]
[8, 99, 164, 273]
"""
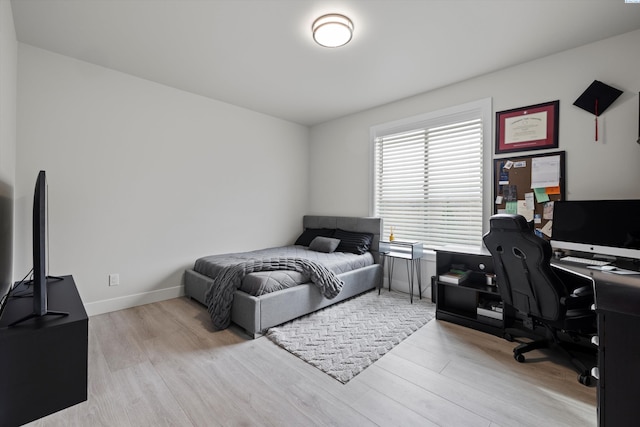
[194, 245, 374, 296]
[204, 257, 344, 329]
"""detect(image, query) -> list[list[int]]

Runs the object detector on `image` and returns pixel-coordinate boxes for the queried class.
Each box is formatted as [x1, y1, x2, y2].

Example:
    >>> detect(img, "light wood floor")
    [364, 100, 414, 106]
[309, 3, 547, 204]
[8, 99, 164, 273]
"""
[27, 296, 596, 427]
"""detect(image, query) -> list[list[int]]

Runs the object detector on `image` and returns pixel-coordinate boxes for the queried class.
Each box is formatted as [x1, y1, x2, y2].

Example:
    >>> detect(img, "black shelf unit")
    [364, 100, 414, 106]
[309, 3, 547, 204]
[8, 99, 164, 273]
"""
[435, 249, 509, 337]
[0, 275, 88, 427]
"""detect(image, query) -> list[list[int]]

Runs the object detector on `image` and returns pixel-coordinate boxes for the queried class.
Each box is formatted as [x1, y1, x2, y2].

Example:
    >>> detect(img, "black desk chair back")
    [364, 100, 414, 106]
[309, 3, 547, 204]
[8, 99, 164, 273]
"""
[483, 214, 596, 385]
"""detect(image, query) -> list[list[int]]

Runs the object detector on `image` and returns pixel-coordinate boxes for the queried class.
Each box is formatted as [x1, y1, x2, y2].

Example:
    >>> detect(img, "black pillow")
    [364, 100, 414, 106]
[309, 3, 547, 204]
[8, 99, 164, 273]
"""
[334, 229, 374, 255]
[294, 228, 335, 246]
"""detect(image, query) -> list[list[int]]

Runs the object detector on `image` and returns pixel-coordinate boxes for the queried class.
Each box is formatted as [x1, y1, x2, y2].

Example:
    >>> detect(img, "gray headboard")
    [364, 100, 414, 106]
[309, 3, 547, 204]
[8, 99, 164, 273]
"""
[302, 215, 382, 255]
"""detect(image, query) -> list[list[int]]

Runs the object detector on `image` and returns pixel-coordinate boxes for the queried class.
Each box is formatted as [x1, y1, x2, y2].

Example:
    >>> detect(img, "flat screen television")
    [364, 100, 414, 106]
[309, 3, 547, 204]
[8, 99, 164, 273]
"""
[551, 199, 640, 261]
[8, 171, 66, 326]
[0, 179, 13, 321]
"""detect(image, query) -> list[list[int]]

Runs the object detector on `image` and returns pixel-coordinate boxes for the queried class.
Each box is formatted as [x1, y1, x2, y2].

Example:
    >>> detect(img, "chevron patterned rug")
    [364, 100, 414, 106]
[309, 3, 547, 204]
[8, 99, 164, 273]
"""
[266, 290, 435, 383]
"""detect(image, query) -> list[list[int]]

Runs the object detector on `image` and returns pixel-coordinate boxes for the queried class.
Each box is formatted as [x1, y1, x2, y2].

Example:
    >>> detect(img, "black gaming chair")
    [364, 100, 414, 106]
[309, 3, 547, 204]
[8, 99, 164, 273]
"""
[483, 214, 596, 385]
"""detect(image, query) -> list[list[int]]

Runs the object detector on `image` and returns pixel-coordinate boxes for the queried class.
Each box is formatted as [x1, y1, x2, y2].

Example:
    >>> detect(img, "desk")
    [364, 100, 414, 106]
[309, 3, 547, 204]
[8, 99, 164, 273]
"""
[379, 241, 424, 303]
[552, 260, 640, 427]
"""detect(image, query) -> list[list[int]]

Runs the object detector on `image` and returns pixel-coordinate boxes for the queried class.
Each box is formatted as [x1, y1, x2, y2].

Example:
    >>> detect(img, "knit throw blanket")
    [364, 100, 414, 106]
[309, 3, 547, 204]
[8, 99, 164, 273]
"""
[204, 257, 344, 330]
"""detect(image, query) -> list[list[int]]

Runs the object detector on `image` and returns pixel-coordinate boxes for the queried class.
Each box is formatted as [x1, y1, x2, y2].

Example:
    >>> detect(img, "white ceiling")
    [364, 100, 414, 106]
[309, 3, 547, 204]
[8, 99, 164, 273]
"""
[11, 0, 640, 126]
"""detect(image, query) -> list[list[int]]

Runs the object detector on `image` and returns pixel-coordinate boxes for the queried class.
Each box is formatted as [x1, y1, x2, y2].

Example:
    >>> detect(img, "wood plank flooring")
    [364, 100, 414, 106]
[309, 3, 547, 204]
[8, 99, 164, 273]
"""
[27, 296, 596, 426]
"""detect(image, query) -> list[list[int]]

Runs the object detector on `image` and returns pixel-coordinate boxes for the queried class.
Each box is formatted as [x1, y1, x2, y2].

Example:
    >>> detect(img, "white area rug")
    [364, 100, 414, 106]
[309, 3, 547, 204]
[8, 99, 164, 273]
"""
[266, 290, 435, 383]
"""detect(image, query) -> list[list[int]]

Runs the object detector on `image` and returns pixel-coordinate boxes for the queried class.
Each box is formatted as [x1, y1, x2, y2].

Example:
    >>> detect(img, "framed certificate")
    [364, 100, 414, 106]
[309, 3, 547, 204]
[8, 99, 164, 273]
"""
[495, 100, 559, 154]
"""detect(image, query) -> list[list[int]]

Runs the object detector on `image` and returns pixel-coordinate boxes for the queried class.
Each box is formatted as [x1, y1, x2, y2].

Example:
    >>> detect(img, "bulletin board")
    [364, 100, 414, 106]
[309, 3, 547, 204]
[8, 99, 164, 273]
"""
[493, 151, 565, 238]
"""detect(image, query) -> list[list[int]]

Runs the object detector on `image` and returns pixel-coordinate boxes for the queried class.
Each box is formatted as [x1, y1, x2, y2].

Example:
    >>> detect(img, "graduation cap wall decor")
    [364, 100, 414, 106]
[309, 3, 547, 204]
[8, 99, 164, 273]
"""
[573, 80, 623, 141]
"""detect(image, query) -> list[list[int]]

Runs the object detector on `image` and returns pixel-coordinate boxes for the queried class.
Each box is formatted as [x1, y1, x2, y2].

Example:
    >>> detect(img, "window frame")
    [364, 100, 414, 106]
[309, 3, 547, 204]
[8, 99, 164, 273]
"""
[369, 98, 493, 250]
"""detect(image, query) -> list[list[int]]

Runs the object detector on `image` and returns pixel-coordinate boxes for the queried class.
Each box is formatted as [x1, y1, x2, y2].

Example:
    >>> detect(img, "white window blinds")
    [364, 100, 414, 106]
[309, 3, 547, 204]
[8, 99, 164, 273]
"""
[372, 99, 490, 248]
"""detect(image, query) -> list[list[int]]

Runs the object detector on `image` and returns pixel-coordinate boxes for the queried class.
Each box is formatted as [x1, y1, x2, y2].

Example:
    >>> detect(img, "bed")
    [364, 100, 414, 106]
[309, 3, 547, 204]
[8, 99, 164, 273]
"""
[183, 215, 383, 338]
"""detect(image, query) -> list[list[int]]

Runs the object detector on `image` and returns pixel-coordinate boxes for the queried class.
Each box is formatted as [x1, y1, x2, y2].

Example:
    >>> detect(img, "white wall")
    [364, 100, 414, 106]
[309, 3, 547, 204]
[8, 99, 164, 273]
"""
[16, 44, 310, 314]
[0, 0, 17, 293]
[14, 28, 640, 308]
[309, 29, 640, 295]
[0, 0, 16, 183]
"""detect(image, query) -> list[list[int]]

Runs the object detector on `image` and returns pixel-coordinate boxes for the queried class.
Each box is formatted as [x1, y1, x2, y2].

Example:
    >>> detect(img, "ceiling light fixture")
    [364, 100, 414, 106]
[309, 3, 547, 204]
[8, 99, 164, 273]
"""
[312, 14, 354, 48]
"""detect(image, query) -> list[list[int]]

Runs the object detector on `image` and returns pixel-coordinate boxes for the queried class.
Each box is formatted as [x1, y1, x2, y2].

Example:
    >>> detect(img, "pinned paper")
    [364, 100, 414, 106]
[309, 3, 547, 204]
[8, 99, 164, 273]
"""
[541, 220, 553, 237]
[546, 186, 561, 195]
[495, 195, 503, 204]
[517, 200, 534, 222]
[524, 192, 535, 210]
[503, 160, 514, 169]
[534, 187, 550, 203]
[531, 155, 560, 188]
[514, 161, 526, 168]
[543, 201, 554, 220]
[503, 185, 518, 202]
[505, 201, 518, 214]
[534, 213, 542, 224]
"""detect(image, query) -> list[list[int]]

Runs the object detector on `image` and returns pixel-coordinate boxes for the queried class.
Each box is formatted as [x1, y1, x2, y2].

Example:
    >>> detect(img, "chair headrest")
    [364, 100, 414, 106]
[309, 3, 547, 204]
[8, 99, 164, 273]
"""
[489, 214, 530, 231]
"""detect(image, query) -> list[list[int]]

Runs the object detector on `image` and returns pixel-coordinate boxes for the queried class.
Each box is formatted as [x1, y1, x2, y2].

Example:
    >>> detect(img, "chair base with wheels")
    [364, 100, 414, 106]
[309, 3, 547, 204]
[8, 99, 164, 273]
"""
[505, 319, 594, 386]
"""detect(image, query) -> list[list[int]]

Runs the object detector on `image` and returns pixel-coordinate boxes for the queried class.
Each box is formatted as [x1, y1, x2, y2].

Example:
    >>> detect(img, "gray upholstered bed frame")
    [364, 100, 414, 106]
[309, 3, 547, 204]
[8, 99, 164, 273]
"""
[183, 215, 383, 338]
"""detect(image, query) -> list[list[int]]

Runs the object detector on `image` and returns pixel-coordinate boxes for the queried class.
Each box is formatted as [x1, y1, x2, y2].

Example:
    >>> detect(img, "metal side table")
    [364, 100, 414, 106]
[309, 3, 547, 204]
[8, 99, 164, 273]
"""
[378, 241, 424, 303]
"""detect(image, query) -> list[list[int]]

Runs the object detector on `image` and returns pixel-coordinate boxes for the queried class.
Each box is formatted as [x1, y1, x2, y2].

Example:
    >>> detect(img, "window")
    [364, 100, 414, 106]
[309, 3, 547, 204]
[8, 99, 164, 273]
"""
[371, 98, 491, 249]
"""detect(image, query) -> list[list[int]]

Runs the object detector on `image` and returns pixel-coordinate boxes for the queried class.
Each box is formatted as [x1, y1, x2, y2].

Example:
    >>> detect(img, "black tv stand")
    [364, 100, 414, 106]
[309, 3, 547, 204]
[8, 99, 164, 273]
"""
[8, 309, 69, 327]
[0, 275, 87, 426]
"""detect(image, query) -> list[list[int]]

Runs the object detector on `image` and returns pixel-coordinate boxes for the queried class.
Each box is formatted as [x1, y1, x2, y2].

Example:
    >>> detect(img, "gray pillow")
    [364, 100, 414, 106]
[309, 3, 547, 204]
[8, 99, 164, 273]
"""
[309, 236, 341, 253]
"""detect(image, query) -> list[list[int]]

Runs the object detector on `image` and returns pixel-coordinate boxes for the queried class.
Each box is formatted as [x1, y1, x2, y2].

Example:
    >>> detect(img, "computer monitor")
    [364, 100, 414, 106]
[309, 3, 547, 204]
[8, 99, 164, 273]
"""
[551, 199, 640, 261]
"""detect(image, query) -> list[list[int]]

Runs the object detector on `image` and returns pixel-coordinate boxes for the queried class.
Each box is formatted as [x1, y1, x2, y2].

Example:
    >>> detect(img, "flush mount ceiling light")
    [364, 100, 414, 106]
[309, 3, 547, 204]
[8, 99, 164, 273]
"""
[312, 14, 354, 48]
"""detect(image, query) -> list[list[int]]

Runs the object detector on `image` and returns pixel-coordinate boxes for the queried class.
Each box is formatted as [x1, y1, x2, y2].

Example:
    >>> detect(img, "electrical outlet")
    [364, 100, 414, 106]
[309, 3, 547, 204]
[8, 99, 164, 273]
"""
[108, 274, 119, 286]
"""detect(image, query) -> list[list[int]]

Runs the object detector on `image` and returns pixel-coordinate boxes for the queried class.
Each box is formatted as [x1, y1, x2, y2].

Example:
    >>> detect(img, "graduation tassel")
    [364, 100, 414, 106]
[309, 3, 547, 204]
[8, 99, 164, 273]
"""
[573, 80, 623, 144]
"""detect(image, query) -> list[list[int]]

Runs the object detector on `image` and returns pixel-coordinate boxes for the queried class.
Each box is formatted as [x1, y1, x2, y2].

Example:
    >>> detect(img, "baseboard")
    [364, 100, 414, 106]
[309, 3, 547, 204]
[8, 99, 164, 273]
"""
[84, 285, 184, 316]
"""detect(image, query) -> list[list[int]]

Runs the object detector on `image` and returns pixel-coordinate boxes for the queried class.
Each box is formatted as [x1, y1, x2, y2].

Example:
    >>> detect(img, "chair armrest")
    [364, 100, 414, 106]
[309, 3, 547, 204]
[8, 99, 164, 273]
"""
[561, 293, 594, 309]
[571, 285, 593, 296]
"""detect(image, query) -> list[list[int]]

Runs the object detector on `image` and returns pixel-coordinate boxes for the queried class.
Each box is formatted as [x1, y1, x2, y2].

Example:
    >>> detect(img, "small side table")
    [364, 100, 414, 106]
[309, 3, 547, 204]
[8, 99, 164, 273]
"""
[378, 241, 424, 303]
